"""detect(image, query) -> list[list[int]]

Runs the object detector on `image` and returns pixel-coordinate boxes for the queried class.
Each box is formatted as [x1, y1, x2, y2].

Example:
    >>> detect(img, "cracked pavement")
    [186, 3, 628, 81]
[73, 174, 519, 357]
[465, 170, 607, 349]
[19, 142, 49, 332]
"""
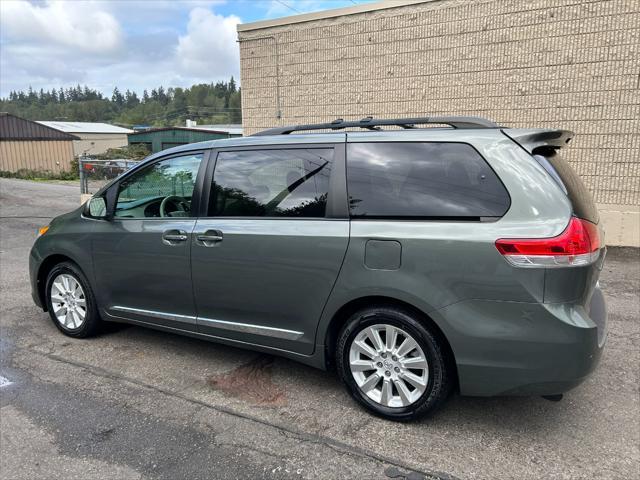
[0, 178, 638, 479]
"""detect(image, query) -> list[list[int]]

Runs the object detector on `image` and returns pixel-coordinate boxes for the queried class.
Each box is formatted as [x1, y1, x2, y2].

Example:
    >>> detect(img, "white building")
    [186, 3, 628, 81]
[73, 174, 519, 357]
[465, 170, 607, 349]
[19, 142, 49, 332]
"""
[37, 121, 134, 156]
[184, 120, 243, 136]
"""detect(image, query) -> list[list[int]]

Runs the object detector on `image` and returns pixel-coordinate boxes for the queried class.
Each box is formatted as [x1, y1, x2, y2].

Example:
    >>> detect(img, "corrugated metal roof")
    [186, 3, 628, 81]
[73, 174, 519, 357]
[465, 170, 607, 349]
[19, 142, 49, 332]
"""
[36, 121, 134, 134]
[0, 113, 79, 141]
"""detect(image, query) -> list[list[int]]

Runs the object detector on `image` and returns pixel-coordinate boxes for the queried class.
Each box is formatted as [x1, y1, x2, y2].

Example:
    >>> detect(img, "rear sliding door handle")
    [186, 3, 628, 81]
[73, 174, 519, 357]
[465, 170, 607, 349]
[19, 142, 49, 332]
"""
[162, 229, 188, 245]
[196, 229, 223, 246]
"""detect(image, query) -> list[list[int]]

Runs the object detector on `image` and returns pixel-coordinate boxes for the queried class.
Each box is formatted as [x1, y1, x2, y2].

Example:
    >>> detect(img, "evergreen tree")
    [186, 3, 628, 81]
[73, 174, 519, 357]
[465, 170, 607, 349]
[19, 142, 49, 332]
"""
[112, 87, 124, 106]
[157, 86, 168, 106]
[125, 90, 140, 108]
[0, 79, 242, 126]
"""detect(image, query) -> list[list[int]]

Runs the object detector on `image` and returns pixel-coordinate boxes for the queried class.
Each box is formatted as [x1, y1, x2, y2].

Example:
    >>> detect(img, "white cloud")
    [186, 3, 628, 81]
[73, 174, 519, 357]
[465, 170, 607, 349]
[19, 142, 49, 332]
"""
[0, 0, 122, 53]
[0, 1, 242, 97]
[0, 0, 371, 97]
[176, 7, 241, 79]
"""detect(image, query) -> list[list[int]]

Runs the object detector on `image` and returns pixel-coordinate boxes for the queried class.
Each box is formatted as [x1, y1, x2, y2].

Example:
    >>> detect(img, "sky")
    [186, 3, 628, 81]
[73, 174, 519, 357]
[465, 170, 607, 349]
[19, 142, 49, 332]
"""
[0, 0, 374, 98]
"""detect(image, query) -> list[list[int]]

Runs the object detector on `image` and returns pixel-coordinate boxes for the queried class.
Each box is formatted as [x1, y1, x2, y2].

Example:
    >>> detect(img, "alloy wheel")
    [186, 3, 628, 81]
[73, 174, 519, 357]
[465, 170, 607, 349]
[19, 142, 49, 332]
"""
[349, 324, 429, 408]
[50, 273, 87, 329]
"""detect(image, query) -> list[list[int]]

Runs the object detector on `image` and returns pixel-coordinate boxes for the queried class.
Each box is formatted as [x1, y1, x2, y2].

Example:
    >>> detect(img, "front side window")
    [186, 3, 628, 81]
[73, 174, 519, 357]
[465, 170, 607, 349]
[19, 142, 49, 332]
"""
[115, 153, 203, 218]
[347, 142, 510, 219]
[209, 148, 333, 217]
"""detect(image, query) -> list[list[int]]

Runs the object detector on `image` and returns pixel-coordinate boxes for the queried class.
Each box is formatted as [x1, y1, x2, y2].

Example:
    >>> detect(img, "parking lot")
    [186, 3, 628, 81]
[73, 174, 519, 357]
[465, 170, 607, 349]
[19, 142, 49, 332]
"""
[0, 177, 638, 479]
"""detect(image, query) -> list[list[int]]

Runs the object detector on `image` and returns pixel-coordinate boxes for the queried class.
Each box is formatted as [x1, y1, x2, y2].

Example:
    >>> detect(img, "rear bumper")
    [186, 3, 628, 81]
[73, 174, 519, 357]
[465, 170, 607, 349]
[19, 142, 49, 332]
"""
[436, 288, 607, 397]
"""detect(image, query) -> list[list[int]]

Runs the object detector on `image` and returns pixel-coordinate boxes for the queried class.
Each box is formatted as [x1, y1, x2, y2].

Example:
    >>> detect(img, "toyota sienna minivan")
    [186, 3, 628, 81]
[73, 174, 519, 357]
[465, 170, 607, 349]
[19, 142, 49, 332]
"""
[30, 116, 607, 420]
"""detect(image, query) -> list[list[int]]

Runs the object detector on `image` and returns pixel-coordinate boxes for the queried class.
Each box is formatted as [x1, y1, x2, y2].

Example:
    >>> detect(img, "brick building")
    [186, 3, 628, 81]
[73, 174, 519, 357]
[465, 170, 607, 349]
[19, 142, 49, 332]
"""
[237, 0, 639, 246]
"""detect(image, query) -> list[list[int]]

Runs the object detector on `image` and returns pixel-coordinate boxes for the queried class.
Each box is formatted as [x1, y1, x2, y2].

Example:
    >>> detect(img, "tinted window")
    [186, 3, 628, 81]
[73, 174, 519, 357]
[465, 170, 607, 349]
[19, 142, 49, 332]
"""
[115, 153, 202, 218]
[533, 154, 568, 194]
[542, 150, 599, 224]
[209, 148, 333, 217]
[347, 142, 510, 218]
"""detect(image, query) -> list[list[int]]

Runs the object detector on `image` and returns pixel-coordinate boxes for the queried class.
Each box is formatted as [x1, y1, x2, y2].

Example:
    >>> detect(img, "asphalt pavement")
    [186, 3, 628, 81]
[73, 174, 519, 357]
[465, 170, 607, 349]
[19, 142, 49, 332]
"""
[0, 177, 638, 479]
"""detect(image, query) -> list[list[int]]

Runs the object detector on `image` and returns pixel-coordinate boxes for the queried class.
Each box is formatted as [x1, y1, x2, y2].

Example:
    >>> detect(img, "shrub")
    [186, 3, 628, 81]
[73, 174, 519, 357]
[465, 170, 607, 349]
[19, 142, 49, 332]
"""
[91, 144, 150, 160]
[0, 168, 79, 181]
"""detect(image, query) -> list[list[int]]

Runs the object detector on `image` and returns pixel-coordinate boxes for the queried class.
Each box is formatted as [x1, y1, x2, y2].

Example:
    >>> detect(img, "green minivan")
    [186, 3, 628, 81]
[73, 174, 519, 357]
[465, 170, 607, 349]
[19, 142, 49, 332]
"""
[30, 116, 607, 420]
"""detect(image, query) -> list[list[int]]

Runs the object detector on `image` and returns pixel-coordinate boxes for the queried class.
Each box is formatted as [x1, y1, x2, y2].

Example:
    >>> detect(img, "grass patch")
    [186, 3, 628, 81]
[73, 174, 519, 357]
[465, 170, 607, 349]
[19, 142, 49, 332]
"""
[0, 168, 79, 181]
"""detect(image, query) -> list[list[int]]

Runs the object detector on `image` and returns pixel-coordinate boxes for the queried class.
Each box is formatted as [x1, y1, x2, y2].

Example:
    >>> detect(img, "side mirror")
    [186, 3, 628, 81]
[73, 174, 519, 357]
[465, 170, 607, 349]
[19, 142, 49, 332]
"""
[85, 196, 109, 219]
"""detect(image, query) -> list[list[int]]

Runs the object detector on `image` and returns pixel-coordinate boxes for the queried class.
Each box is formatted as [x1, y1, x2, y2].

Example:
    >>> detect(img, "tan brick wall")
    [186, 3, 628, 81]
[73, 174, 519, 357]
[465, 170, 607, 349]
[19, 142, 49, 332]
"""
[238, 0, 640, 245]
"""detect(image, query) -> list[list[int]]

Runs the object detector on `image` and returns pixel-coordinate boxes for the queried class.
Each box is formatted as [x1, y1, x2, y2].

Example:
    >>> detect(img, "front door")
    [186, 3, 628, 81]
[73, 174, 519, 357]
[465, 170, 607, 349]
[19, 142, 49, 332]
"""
[93, 152, 206, 331]
[191, 145, 349, 354]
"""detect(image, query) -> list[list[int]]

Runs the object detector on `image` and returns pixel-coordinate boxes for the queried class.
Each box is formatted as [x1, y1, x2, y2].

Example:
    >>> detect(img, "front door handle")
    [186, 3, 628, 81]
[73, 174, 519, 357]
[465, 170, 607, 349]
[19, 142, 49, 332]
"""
[162, 229, 188, 245]
[196, 229, 223, 246]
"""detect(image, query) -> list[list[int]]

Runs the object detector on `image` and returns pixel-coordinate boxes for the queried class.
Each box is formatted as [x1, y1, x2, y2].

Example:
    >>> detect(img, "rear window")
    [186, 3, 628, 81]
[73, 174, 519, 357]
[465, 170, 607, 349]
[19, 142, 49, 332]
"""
[537, 150, 599, 224]
[346, 142, 510, 219]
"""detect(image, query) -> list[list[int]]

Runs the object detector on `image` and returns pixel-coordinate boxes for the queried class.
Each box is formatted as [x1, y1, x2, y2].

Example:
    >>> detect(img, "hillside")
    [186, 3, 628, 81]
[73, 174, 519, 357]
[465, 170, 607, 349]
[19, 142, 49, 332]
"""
[0, 79, 241, 127]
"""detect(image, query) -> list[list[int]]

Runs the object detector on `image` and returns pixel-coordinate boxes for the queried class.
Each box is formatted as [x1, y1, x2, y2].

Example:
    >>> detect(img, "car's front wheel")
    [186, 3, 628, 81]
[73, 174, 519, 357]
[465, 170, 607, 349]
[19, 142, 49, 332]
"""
[45, 261, 100, 338]
[336, 306, 452, 421]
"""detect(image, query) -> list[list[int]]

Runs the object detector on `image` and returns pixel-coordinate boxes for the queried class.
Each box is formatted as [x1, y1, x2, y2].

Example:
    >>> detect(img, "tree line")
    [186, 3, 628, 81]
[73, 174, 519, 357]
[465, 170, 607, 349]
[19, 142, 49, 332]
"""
[0, 78, 241, 126]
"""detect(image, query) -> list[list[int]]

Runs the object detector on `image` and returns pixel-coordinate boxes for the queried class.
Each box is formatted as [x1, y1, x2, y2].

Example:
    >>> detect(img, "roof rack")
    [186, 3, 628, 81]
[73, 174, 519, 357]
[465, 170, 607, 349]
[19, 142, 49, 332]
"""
[252, 116, 500, 136]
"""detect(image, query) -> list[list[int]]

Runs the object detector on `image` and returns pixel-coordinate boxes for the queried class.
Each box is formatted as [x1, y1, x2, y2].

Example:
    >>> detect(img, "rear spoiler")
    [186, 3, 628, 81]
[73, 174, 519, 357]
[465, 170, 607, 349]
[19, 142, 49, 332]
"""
[502, 128, 574, 155]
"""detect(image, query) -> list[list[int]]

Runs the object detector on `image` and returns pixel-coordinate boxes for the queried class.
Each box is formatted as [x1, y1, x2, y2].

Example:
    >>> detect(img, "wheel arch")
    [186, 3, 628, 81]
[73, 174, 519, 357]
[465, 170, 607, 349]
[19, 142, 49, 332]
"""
[37, 254, 79, 311]
[323, 295, 459, 388]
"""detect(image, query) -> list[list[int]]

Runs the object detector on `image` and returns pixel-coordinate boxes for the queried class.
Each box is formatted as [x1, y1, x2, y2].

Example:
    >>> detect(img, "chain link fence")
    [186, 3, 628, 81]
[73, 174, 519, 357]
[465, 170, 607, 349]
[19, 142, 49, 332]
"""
[79, 157, 141, 195]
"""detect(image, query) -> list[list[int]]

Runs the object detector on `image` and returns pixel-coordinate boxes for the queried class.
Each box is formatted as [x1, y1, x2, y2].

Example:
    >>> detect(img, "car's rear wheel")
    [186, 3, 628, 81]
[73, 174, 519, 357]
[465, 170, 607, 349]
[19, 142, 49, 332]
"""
[336, 306, 452, 421]
[45, 262, 100, 338]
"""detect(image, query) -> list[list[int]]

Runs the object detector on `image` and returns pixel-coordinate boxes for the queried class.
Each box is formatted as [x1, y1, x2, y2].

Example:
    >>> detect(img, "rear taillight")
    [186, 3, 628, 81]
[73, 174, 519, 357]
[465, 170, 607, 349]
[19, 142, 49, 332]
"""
[496, 217, 601, 267]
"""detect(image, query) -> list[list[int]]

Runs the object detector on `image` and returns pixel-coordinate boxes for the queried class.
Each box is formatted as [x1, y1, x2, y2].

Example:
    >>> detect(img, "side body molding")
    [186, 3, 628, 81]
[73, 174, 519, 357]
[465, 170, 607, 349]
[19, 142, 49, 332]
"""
[108, 306, 304, 341]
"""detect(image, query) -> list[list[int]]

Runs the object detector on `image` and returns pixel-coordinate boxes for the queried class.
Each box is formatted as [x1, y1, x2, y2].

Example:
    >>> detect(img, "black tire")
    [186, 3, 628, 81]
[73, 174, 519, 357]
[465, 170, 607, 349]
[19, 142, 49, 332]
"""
[44, 261, 101, 338]
[336, 305, 452, 421]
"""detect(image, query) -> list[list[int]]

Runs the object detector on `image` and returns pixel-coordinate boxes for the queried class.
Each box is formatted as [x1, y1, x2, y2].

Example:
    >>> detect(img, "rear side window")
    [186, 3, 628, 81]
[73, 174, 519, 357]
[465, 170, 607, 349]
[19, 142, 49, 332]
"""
[346, 142, 510, 219]
[209, 148, 333, 217]
[537, 150, 599, 224]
